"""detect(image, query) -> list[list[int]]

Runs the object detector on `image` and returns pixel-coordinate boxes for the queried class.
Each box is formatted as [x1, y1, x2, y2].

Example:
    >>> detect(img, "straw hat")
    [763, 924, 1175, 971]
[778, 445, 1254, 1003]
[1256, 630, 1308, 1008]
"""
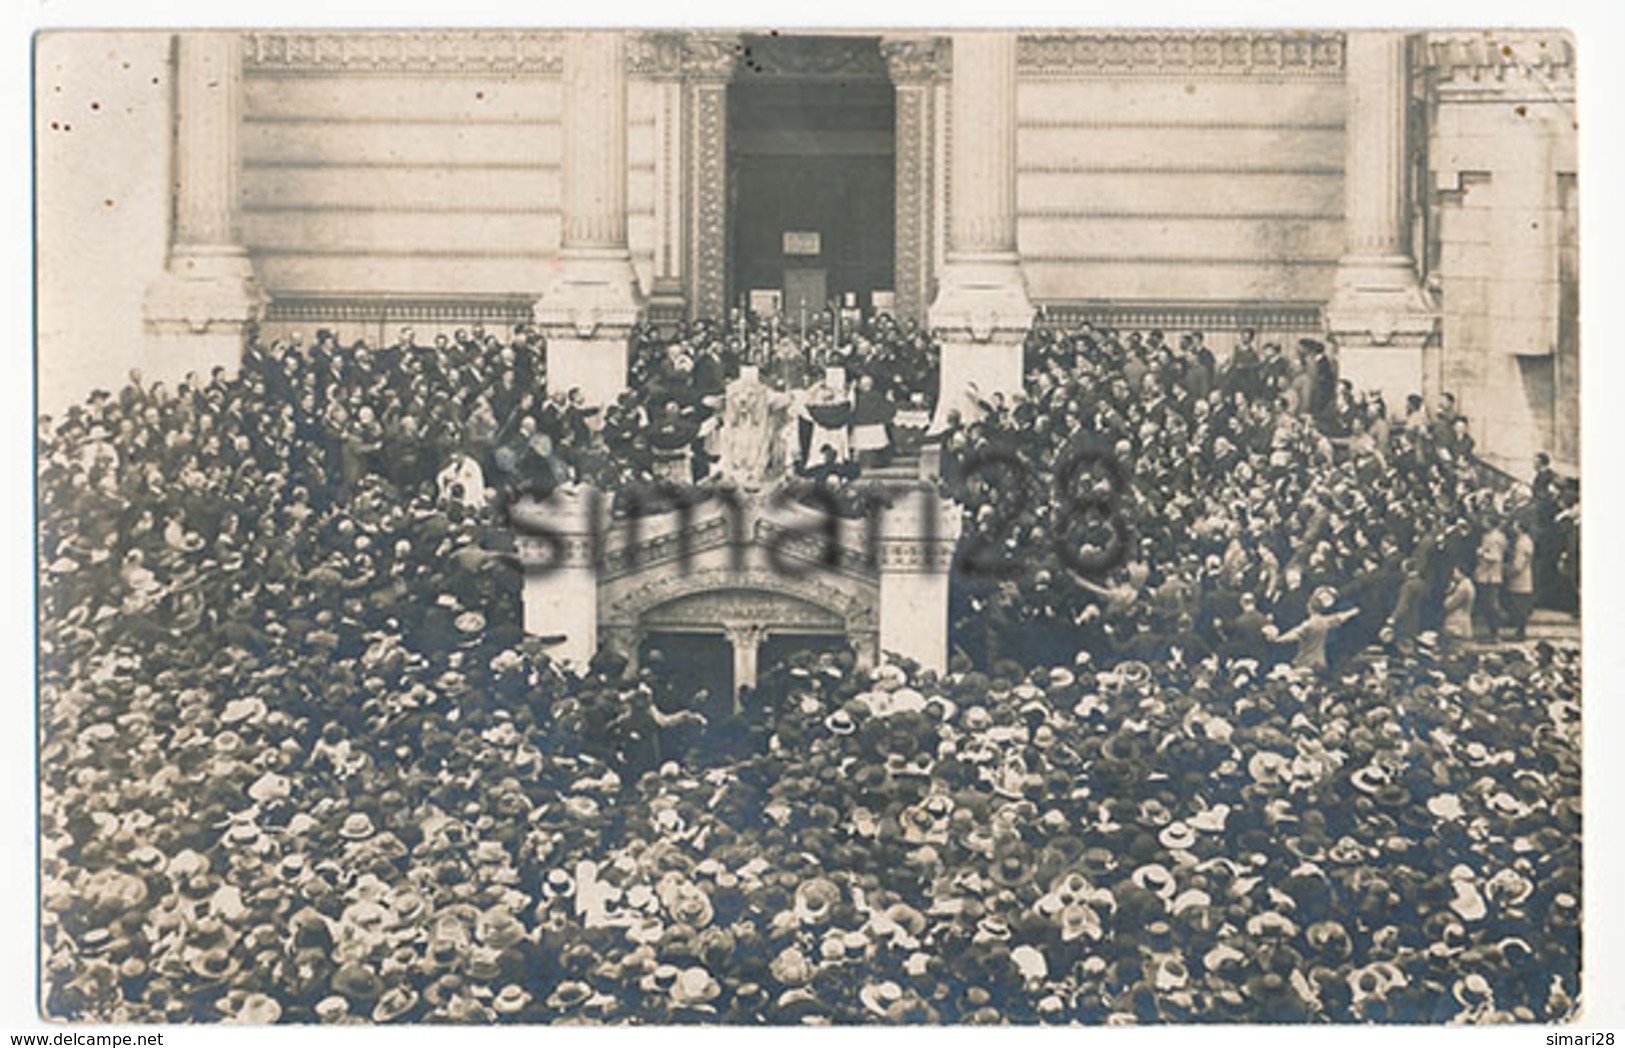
[337, 812, 377, 841]
[492, 984, 532, 1015]
[223, 992, 282, 1024]
[372, 985, 419, 1023]
[669, 966, 721, 1009]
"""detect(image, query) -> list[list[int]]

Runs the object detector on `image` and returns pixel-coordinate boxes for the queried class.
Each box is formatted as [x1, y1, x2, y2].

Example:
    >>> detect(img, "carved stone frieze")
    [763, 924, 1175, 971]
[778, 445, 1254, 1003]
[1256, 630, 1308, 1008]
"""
[241, 32, 565, 75]
[881, 36, 950, 83]
[1016, 31, 1345, 77]
[604, 567, 878, 633]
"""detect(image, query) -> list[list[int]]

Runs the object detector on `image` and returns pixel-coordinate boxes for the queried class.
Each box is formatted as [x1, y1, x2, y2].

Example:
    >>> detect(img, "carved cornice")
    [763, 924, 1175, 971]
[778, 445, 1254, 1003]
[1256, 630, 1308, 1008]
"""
[1016, 162, 1341, 177]
[603, 567, 878, 631]
[627, 32, 688, 78]
[881, 36, 950, 83]
[642, 592, 844, 634]
[600, 517, 733, 577]
[1023, 253, 1338, 267]
[264, 293, 536, 325]
[1019, 118, 1342, 131]
[754, 519, 875, 578]
[1425, 32, 1575, 99]
[515, 534, 597, 570]
[876, 539, 959, 573]
[1016, 32, 1345, 78]
[1017, 207, 1340, 222]
[681, 34, 743, 81]
[1036, 299, 1325, 333]
[242, 32, 565, 76]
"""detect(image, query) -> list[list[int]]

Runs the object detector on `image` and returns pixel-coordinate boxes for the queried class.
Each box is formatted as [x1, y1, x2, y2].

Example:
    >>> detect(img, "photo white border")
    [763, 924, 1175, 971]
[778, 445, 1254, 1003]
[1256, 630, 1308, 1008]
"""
[6, 1, 1620, 1043]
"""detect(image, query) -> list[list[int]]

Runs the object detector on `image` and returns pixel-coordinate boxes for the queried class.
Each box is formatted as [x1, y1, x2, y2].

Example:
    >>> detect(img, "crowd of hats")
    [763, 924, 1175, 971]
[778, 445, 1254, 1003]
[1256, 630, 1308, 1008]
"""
[939, 326, 1579, 667]
[38, 321, 1579, 1023]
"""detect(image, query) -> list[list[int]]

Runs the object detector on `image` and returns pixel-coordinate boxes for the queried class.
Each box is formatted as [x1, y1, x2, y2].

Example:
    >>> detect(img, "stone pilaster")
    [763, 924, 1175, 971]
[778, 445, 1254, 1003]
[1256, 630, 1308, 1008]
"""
[681, 34, 738, 321]
[722, 623, 763, 709]
[883, 36, 947, 323]
[929, 33, 1034, 423]
[144, 32, 265, 384]
[535, 32, 644, 405]
[1325, 31, 1437, 403]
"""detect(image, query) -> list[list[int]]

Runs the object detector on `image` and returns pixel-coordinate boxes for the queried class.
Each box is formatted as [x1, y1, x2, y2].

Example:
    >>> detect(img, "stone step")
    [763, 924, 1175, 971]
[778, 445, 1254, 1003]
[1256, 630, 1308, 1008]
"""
[1525, 609, 1580, 641]
[861, 466, 925, 483]
[1467, 608, 1579, 651]
[854, 452, 923, 479]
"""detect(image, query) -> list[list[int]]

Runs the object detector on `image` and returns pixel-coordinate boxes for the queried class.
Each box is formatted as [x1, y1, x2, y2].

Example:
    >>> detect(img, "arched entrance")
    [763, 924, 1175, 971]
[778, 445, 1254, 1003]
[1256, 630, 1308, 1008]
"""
[631, 585, 858, 705]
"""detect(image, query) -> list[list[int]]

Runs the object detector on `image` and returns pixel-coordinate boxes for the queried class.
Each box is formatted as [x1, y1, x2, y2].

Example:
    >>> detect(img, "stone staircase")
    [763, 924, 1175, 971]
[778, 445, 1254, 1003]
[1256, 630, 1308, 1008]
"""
[1469, 608, 1581, 652]
[858, 451, 927, 485]
[1524, 608, 1581, 646]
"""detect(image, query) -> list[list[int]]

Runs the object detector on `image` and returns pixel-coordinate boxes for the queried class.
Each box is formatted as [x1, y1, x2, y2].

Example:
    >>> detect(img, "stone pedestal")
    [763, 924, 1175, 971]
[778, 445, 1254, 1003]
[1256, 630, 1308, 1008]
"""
[511, 486, 603, 672]
[930, 34, 1032, 424]
[875, 486, 962, 674]
[930, 256, 1033, 423]
[536, 259, 642, 405]
[534, 32, 643, 404]
[1325, 31, 1436, 404]
[144, 33, 264, 386]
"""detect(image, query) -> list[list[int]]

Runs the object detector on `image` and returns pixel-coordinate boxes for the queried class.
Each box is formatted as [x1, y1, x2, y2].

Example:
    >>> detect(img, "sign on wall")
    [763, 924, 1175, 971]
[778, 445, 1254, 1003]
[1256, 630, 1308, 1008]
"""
[782, 231, 822, 256]
[749, 289, 783, 315]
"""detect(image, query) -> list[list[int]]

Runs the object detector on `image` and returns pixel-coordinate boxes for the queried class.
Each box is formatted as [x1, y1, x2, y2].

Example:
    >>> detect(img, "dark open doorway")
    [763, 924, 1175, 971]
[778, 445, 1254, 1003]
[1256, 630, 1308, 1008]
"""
[758, 633, 854, 676]
[641, 631, 733, 725]
[727, 35, 896, 315]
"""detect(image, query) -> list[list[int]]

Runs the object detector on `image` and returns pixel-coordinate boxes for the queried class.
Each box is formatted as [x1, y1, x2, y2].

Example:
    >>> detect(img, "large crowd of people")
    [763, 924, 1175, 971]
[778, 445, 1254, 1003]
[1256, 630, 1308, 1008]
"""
[941, 326, 1579, 670]
[37, 314, 1580, 1024]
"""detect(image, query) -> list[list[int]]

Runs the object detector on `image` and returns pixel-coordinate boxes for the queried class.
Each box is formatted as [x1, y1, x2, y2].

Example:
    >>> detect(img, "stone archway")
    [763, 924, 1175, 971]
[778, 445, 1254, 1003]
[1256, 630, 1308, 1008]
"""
[513, 485, 955, 675]
[639, 587, 849, 703]
[601, 569, 880, 694]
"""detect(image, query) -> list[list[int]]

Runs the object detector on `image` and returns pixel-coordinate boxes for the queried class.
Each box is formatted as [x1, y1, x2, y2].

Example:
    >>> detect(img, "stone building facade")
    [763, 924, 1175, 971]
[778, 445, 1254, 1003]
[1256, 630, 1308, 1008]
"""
[37, 29, 1578, 474]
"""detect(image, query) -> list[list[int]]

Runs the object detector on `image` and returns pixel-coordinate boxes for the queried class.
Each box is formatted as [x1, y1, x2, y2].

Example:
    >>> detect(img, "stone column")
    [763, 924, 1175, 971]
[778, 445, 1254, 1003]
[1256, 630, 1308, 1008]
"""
[681, 35, 739, 321]
[534, 32, 644, 406]
[929, 33, 1034, 425]
[511, 486, 603, 672]
[883, 36, 947, 323]
[723, 623, 762, 709]
[1325, 31, 1437, 404]
[875, 486, 962, 674]
[144, 32, 264, 386]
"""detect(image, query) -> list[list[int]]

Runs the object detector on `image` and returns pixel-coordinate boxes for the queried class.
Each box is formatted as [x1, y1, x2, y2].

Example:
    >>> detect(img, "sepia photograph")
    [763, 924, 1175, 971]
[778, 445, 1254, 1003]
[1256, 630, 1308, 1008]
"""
[24, 11, 1606, 1034]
